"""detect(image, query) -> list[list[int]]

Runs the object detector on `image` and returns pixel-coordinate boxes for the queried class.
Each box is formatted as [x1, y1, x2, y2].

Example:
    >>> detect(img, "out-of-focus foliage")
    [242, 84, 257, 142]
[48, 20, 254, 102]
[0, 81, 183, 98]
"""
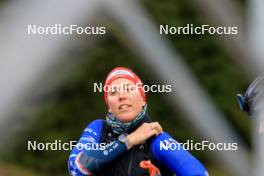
[3, 0, 249, 175]
[142, 0, 250, 138]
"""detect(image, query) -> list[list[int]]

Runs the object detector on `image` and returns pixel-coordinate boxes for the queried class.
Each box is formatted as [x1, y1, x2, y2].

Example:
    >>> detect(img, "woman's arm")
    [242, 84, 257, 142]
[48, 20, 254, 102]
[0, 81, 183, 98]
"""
[68, 120, 163, 175]
[68, 119, 104, 175]
[68, 119, 127, 176]
[151, 132, 209, 176]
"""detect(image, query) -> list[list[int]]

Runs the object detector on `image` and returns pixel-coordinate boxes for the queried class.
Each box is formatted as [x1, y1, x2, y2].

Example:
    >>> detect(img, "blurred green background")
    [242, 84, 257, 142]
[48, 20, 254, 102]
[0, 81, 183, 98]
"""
[0, 0, 250, 175]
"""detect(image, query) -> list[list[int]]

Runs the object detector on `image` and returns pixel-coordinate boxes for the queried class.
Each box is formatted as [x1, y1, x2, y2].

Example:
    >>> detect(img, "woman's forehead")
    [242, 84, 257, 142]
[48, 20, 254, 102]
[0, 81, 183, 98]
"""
[110, 78, 134, 86]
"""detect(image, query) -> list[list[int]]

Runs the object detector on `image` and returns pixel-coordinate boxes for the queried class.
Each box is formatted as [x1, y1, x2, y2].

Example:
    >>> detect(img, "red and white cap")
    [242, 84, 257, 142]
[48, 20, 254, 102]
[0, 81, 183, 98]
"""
[104, 67, 146, 106]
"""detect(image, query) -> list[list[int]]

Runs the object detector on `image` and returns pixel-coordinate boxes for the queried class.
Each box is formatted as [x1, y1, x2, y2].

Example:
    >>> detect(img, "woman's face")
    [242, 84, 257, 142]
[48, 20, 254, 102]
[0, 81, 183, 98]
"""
[107, 78, 146, 122]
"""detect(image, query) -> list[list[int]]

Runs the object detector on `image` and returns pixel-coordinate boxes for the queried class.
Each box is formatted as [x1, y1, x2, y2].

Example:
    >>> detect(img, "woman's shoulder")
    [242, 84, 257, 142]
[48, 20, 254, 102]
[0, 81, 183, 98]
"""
[81, 119, 106, 140]
[84, 119, 106, 131]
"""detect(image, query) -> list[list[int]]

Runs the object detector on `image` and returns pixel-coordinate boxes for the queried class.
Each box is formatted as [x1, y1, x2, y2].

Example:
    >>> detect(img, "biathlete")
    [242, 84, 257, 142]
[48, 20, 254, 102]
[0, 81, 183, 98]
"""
[68, 67, 209, 176]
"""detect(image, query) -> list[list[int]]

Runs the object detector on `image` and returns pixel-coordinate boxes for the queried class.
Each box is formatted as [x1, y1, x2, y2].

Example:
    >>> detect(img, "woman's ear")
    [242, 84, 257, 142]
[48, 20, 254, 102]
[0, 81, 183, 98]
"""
[108, 108, 112, 113]
[142, 101, 146, 106]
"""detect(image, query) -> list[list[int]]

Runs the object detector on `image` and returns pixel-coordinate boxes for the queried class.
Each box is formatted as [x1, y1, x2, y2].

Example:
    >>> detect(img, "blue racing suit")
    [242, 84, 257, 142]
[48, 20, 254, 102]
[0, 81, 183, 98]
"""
[68, 117, 209, 176]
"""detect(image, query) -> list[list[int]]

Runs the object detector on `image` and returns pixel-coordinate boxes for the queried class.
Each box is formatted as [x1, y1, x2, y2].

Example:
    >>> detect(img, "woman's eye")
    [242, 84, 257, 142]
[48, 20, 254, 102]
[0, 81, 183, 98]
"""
[129, 86, 135, 91]
[124, 85, 134, 92]
[109, 89, 117, 95]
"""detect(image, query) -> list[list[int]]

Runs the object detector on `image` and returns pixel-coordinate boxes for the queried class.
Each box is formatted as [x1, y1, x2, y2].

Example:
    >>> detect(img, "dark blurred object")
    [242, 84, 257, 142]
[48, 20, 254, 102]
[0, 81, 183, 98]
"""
[237, 76, 264, 116]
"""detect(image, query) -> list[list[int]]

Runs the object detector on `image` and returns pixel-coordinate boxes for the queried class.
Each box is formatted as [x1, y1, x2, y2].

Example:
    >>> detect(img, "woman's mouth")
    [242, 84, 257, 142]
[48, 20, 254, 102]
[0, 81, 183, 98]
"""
[119, 104, 132, 110]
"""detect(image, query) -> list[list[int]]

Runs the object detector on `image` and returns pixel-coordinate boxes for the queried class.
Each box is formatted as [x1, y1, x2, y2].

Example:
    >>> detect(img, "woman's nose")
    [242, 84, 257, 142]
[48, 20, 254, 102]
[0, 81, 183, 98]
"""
[118, 91, 128, 101]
